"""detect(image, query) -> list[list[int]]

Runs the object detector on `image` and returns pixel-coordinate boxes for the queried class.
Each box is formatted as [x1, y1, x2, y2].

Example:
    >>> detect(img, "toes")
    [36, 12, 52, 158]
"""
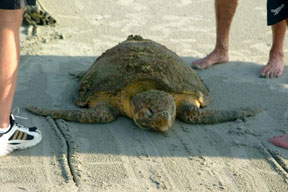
[191, 60, 210, 70]
[269, 71, 274, 78]
[271, 71, 278, 78]
[260, 66, 269, 78]
[260, 72, 270, 78]
[260, 66, 277, 78]
[269, 69, 279, 78]
[275, 69, 283, 77]
[192, 59, 201, 66]
[261, 68, 283, 78]
[191, 63, 203, 70]
[191, 63, 199, 69]
[260, 59, 284, 78]
[191, 60, 205, 70]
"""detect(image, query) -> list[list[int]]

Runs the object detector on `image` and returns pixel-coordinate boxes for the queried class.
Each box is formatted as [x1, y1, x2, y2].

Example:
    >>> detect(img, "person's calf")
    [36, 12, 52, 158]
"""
[0, 9, 24, 30]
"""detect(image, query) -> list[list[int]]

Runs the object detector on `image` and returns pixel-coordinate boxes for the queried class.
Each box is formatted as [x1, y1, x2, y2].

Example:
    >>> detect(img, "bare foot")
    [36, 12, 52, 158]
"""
[269, 135, 288, 149]
[260, 51, 284, 78]
[192, 49, 229, 70]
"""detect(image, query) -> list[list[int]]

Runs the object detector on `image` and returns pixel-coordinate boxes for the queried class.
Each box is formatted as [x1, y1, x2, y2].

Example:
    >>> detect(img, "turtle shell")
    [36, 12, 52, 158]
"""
[77, 35, 210, 107]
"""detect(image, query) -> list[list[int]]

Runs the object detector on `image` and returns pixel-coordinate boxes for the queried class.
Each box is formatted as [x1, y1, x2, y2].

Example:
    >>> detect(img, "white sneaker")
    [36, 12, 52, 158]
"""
[0, 115, 42, 156]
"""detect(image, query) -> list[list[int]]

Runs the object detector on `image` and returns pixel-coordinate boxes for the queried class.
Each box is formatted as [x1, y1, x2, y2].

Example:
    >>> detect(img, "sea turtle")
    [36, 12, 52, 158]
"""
[24, 0, 56, 27]
[27, 35, 260, 132]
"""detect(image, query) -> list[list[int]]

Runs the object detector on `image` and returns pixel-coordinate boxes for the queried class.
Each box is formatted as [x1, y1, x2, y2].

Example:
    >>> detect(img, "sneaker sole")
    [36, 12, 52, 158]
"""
[0, 132, 42, 157]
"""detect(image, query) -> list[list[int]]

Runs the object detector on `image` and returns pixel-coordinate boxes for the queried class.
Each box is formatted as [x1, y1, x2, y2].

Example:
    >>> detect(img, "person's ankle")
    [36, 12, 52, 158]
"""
[210, 47, 229, 61]
[214, 43, 228, 54]
[0, 117, 11, 129]
[0, 123, 10, 129]
[269, 48, 284, 58]
[0, 123, 11, 134]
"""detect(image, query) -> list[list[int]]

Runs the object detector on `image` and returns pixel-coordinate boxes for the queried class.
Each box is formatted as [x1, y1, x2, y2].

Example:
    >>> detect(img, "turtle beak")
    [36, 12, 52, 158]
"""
[153, 111, 173, 132]
[133, 110, 174, 132]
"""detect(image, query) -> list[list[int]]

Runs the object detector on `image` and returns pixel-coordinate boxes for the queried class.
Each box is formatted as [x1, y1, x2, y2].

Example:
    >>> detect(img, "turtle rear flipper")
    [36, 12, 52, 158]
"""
[26, 102, 119, 123]
[178, 102, 261, 124]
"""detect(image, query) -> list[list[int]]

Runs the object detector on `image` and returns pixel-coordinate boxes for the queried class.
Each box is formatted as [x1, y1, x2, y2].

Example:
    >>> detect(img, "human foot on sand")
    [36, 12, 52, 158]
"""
[269, 135, 288, 149]
[192, 49, 229, 70]
[260, 52, 284, 78]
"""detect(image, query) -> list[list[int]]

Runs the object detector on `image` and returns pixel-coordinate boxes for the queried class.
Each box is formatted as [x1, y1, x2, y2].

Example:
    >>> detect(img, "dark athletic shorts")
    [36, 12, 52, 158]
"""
[0, 0, 36, 10]
[267, 0, 288, 25]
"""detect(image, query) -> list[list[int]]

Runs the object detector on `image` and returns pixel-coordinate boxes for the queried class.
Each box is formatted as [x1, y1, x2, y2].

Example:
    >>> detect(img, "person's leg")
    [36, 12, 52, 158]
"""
[0, 9, 24, 129]
[268, 19, 288, 149]
[192, 0, 239, 70]
[260, 19, 287, 78]
[0, 7, 42, 156]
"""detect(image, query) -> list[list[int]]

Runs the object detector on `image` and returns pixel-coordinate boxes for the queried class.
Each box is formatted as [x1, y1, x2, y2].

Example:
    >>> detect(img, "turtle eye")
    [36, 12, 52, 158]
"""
[144, 108, 153, 119]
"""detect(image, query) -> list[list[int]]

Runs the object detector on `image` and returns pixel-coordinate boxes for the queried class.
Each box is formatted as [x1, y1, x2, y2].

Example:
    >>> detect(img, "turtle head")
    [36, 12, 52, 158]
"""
[131, 90, 176, 132]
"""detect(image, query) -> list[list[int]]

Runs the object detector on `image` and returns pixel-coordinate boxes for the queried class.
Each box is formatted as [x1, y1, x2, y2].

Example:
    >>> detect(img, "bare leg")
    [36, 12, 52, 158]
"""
[260, 19, 287, 78]
[268, 19, 288, 149]
[0, 9, 24, 128]
[192, 0, 238, 70]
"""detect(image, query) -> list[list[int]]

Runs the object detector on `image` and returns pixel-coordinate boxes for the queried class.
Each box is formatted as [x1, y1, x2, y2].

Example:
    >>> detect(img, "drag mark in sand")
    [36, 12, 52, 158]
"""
[258, 143, 288, 183]
[267, 149, 288, 175]
[46, 117, 80, 187]
[56, 119, 81, 186]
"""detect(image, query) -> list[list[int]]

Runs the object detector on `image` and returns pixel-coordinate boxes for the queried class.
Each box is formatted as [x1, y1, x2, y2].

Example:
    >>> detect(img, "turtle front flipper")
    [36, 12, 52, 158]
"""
[177, 101, 261, 124]
[26, 102, 119, 123]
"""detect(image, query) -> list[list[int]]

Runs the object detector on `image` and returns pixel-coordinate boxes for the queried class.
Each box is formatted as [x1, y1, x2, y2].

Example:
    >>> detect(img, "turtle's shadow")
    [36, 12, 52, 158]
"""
[10, 55, 288, 160]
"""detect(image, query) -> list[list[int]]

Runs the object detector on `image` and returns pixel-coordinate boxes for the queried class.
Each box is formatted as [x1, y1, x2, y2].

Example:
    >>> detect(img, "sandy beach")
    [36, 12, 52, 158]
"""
[1, 0, 288, 191]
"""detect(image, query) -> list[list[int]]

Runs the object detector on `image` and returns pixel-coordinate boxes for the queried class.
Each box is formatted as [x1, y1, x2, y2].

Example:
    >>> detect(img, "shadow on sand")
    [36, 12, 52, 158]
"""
[9, 55, 288, 161]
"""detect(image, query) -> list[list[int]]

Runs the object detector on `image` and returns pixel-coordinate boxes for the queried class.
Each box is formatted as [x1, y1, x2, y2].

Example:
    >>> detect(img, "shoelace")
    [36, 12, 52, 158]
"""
[15, 122, 28, 130]
[12, 108, 30, 131]
[12, 108, 39, 133]
[12, 107, 28, 120]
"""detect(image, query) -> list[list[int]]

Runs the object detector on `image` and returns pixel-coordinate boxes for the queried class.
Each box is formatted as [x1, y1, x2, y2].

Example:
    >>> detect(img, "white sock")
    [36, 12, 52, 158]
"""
[0, 124, 11, 134]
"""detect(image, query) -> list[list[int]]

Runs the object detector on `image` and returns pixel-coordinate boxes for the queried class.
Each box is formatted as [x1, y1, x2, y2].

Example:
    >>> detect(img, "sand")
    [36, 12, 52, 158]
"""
[1, 0, 288, 191]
